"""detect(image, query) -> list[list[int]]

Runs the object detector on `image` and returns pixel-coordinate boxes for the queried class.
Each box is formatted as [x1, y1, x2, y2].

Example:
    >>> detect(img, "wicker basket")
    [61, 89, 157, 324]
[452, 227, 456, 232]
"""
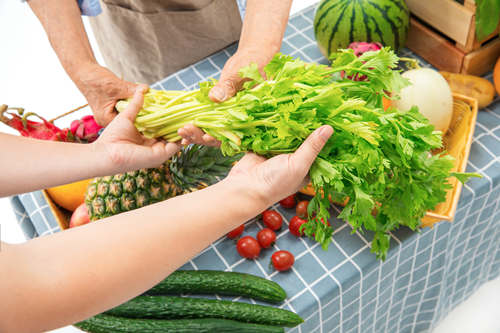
[299, 93, 479, 228]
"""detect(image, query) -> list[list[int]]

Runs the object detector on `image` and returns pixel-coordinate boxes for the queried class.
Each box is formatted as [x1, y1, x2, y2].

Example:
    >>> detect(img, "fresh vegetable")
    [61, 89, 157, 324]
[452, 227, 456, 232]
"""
[475, 0, 500, 40]
[69, 203, 90, 228]
[313, 0, 409, 57]
[105, 296, 303, 327]
[271, 251, 295, 272]
[295, 200, 309, 219]
[392, 68, 453, 133]
[279, 194, 296, 208]
[440, 71, 495, 108]
[117, 49, 479, 260]
[257, 228, 276, 248]
[70, 115, 102, 143]
[146, 270, 286, 304]
[237, 236, 261, 259]
[495, 57, 500, 95]
[262, 210, 283, 231]
[227, 224, 245, 239]
[0, 105, 72, 141]
[76, 315, 285, 333]
[85, 145, 238, 220]
[46, 178, 92, 211]
[289, 216, 307, 237]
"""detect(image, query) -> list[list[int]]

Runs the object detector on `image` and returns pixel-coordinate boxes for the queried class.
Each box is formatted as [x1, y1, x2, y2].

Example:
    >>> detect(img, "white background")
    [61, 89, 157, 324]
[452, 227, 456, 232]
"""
[1, 0, 499, 332]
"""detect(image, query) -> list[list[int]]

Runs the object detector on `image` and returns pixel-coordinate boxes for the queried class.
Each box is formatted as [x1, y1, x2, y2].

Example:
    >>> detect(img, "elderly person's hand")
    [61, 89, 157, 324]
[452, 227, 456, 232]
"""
[75, 64, 143, 126]
[93, 85, 180, 174]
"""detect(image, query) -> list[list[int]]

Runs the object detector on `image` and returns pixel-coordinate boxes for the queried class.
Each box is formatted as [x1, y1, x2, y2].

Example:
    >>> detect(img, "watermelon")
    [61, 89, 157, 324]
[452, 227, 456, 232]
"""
[313, 0, 410, 57]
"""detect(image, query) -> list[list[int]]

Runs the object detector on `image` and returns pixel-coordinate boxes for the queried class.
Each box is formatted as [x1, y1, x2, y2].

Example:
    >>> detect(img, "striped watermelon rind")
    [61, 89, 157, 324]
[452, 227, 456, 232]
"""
[313, 0, 410, 57]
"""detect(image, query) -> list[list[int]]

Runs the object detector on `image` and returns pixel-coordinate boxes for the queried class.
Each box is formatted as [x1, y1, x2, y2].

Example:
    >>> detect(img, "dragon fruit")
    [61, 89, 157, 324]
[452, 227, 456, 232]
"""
[0, 105, 72, 141]
[343, 42, 383, 81]
[70, 115, 102, 143]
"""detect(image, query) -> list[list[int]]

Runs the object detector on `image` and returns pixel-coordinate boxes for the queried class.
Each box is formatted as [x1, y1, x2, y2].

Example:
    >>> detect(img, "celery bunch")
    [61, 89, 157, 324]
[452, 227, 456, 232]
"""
[117, 49, 478, 260]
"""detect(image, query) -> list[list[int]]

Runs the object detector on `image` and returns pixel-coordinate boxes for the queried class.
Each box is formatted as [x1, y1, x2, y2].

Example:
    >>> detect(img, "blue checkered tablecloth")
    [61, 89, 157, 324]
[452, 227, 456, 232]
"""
[10, 5, 500, 333]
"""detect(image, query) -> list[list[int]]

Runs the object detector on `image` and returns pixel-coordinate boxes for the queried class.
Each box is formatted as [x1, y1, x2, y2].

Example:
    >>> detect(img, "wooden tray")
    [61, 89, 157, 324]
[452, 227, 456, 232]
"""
[300, 93, 478, 228]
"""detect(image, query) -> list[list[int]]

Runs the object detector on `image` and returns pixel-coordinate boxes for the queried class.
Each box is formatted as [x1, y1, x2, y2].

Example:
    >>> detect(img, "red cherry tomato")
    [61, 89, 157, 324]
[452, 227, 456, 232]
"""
[271, 250, 295, 271]
[279, 194, 297, 209]
[257, 228, 276, 248]
[295, 200, 309, 219]
[262, 210, 283, 231]
[227, 224, 245, 239]
[289, 216, 307, 237]
[236, 236, 261, 259]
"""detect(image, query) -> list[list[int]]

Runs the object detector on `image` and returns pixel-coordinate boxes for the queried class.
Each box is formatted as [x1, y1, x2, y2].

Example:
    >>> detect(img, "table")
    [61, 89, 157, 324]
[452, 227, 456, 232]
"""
[11, 5, 500, 333]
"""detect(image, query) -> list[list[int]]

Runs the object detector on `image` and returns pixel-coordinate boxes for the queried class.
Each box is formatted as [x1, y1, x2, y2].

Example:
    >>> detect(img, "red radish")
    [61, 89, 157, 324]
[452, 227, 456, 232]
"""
[70, 115, 102, 143]
[262, 210, 283, 231]
[69, 203, 90, 228]
[279, 194, 296, 209]
[289, 216, 307, 237]
[227, 224, 245, 239]
[271, 251, 295, 271]
[257, 228, 276, 248]
[342, 42, 383, 81]
[236, 236, 261, 259]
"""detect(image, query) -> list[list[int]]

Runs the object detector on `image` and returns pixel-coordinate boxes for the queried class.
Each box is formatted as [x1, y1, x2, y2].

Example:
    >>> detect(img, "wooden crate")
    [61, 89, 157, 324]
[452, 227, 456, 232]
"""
[405, 0, 500, 75]
[300, 93, 479, 228]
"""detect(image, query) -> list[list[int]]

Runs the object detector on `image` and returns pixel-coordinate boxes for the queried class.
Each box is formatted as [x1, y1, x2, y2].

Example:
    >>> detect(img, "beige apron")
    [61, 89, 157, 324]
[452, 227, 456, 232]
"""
[89, 0, 243, 84]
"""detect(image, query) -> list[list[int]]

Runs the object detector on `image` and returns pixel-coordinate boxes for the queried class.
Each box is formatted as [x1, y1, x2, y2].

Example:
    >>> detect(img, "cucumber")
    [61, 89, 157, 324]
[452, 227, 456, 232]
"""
[106, 296, 303, 327]
[76, 315, 284, 333]
[146, 270, 286, 304]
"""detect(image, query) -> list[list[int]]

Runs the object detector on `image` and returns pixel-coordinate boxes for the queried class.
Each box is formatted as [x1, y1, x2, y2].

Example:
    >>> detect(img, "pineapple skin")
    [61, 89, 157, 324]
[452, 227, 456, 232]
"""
[85, 145, 239, 221]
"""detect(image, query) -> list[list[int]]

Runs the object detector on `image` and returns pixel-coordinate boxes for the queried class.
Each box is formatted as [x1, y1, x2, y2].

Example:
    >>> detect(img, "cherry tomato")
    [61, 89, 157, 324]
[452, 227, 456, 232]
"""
[227, 224, 245, 239]
[236, 236, 261, 259]
[271, 250, 295, 271]
[289, 216, 307, 237]
[262, 210, 283, 231]
[295, 200, 309, 219]
[279, 194, 297, 209]
[257, 228, 276, 248]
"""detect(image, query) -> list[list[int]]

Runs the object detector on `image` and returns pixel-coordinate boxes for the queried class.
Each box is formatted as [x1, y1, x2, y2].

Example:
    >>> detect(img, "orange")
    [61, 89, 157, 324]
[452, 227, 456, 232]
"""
[46, 178, 92, 211]
[494, 57, 500, 95]
[382, 96, 391, 111]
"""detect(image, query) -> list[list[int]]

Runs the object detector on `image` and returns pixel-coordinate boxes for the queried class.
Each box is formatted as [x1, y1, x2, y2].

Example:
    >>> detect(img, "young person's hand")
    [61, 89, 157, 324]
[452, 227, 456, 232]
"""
[94, 86, 181, 174]
[225, 125, 334, 207]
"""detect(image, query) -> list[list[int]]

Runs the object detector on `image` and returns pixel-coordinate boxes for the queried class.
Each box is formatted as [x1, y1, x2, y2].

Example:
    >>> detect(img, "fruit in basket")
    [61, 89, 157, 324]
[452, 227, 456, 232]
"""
[69, 203, 90, 228]
[46, 178, 92, 211]
[440, 71, 495, 109]
[313, 0, 409, 56]
[494, 57, 500, 95]
[85, 145, 238, 220]
[393, 68, 453, 133]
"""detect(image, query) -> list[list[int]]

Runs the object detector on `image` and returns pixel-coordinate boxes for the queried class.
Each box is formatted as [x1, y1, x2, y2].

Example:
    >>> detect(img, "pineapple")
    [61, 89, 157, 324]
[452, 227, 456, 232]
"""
[85, 145, 240, 221]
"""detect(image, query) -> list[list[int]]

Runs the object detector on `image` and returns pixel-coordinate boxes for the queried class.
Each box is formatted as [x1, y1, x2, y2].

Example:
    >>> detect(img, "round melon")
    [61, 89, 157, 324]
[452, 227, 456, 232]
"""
[313, 0, 410, 57]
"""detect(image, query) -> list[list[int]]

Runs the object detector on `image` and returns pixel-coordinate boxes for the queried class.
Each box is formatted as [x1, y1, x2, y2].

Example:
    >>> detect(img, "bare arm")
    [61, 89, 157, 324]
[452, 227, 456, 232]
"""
[28, 0, 138, 125]
[0, 124, 333, 333]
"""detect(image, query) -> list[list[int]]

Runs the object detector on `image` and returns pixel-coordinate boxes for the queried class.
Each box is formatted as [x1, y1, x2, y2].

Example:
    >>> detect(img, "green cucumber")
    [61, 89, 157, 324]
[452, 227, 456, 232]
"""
[76, 315, 284, 333]
[146, 270, 286, 303]
[106, 296, 303, 327]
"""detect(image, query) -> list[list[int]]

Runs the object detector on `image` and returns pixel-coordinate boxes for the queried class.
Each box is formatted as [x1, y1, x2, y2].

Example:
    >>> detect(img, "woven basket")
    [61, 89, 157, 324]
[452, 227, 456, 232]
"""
[299, 93, 479, 228]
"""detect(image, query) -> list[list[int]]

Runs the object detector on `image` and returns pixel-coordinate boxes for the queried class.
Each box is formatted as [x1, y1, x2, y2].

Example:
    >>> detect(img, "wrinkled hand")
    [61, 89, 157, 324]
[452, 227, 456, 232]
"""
[93, 86, 181, 174]
[178, 49, 275, 147]
[226, 125, 334, 206]
[76, 64, 140, 126]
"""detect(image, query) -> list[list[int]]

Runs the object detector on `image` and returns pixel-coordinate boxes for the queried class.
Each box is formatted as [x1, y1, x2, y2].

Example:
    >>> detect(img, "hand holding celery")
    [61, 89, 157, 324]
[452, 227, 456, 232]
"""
[116, 49, 479, 259]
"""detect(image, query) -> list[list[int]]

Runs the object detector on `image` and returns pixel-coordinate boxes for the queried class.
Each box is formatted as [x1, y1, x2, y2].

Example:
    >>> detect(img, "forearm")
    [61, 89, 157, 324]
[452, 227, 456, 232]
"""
[0, 133, 108, 197]
[238, 0, 293, 53]
[28, 0, 97, 85]
[0, 179, 266, 333]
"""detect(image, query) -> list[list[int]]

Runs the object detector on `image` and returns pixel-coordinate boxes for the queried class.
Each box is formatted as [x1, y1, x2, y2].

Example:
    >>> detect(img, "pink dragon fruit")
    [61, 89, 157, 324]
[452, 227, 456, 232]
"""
[343, 42, 383, 81]
[70, 115, 102, 143]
